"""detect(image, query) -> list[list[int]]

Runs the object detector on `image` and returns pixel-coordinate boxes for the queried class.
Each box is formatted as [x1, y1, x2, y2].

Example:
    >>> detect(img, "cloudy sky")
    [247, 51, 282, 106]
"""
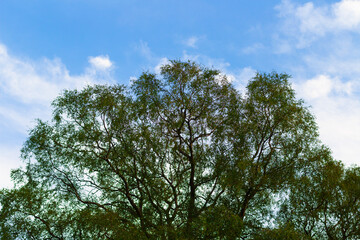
[0, 0, 359, 188]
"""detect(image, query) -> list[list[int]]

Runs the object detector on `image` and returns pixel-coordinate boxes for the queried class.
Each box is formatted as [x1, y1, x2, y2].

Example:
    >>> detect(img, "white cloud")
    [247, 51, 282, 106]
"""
[0, 44, 114, 129]
[0, 106, 36, 132]
[276, 0, 360, 48]
[305, 94, 360, 166]
[236, 67, 256, 83]
[232, 67, 257, 94]
[300, 75, 333, 99]
[274, 1, 360, 166]
[296, 75, 353, 99]
[294, 74, 360, 166]
[303, 50, 360, 78]
[0, 44, 114, 105]
[88, 55, 113, 70]
[0, 42, 115, 188]
[316, 97, 360, 166]
[0, 146, 23, 189]
[333, 0, 360, 29]
[0, 44, 7, 55]
[154, 57, 170, 74]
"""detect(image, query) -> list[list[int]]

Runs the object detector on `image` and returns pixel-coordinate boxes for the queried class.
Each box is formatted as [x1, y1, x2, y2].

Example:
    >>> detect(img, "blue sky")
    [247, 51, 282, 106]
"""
[0, 0, 360, 188]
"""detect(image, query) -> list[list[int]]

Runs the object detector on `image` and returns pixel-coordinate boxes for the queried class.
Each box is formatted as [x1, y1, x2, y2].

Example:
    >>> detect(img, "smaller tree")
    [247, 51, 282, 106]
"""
[214, 72, 321, 236]
[279, 152, 360, 239]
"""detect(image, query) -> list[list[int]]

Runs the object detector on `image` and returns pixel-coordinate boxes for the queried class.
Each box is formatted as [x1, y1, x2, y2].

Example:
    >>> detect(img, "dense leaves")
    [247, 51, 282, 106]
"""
[0, 60, 359, 239]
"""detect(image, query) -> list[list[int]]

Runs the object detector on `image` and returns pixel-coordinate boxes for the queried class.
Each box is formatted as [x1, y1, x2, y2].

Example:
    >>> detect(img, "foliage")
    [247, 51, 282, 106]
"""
[279, 154, 360, 239]
[253, 223, 311, 240]
[0, 60, 359, 239]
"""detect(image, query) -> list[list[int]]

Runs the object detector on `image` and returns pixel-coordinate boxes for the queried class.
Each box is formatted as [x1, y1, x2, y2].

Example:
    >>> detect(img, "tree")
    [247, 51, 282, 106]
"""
[279, 154, 360, 239]
[0, 60, 354, 239]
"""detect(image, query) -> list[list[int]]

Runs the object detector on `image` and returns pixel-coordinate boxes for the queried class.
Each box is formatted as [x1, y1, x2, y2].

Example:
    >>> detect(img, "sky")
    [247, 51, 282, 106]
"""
[0, 0, 360, 188]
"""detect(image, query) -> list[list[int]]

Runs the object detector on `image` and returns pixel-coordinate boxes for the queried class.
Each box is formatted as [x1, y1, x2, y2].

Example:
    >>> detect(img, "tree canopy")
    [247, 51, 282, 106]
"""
[1, 60, 359, 239]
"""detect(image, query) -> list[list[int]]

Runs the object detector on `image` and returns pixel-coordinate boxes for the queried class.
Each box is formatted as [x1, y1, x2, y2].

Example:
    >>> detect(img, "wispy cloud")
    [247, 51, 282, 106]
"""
[276, 0, 360, 48]
[273, 0, 360, 166]
[0, 43, 114, 105]
[0, 42, 115, 188]
[242, 43, 264, 54]
[135, 40, 153, 60]
[183, 36, 200, 48]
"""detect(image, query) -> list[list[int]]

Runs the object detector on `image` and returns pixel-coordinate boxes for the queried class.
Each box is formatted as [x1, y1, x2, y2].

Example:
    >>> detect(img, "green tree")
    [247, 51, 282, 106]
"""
[253, 223, 311, 240]
[214, 72, 320, 236]
[279, 154, 360, 239]
[0, 60, 349, 239]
